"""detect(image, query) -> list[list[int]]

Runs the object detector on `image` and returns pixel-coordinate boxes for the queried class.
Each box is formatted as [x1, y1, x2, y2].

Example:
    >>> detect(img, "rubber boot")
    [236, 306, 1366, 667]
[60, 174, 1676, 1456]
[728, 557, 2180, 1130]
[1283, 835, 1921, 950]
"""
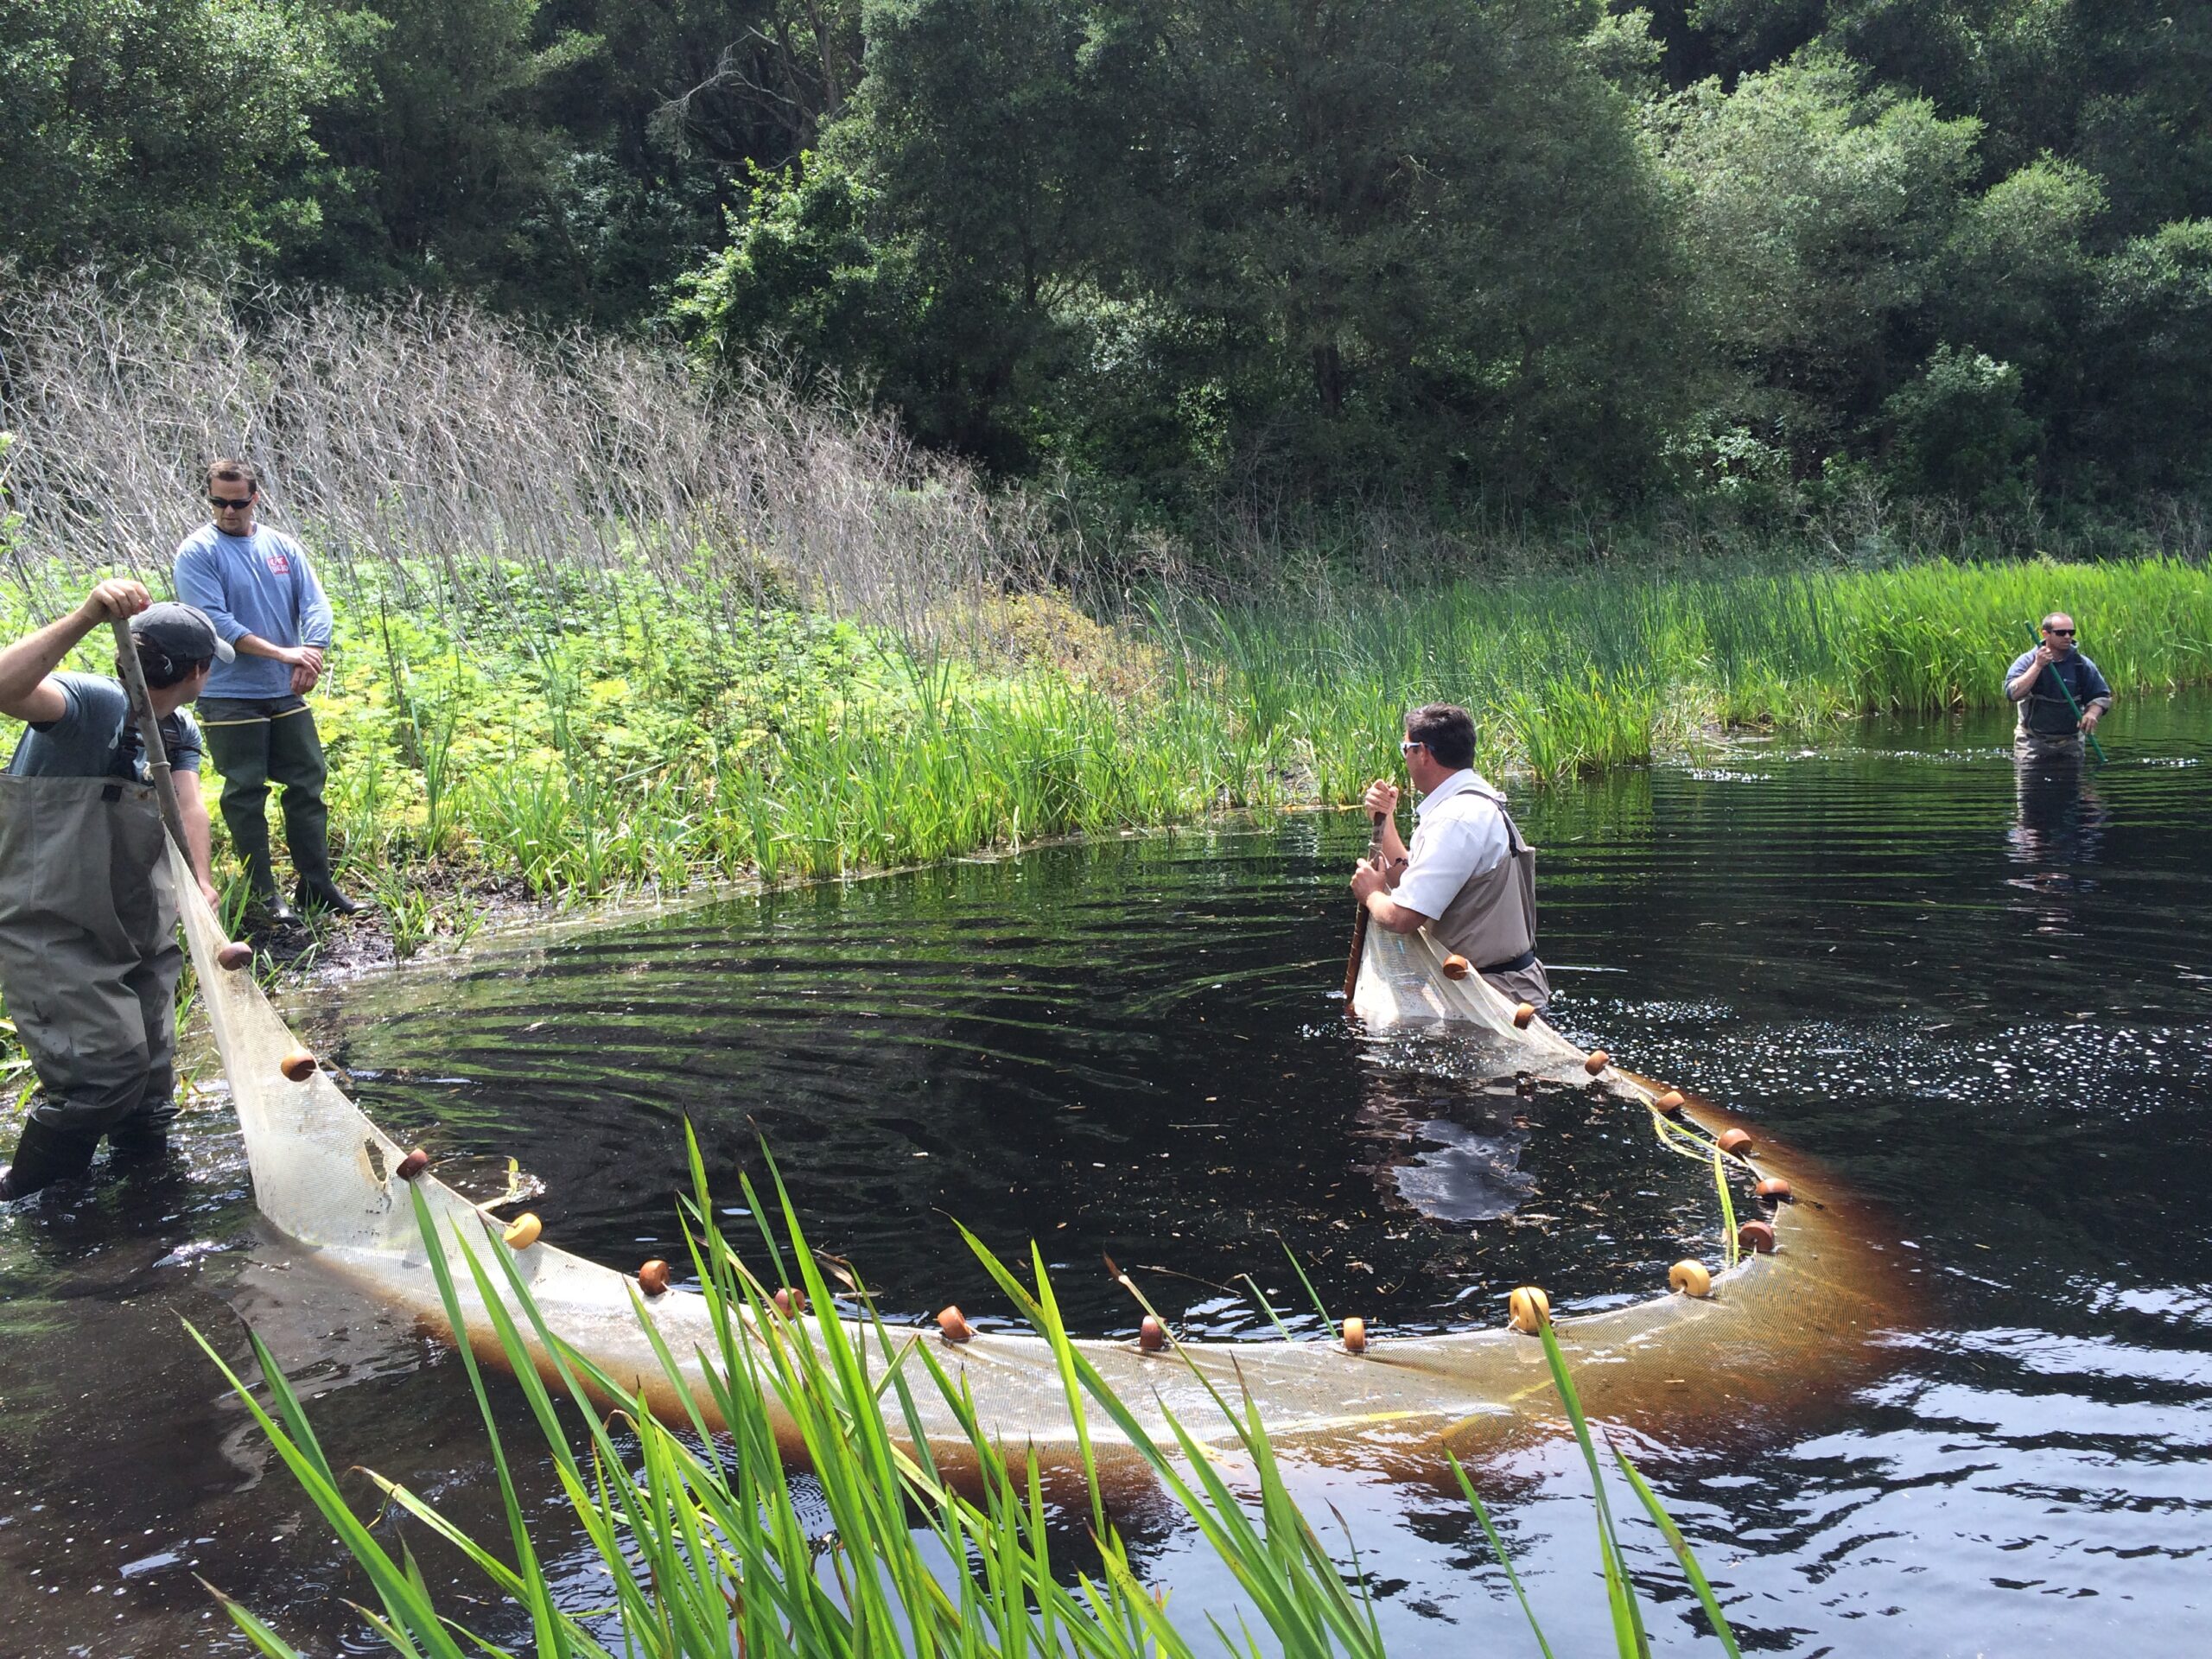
[232, 820, 298, 925]
[271, 710, 359, 915]
[105, 1098, 178, 1164]
[284, 801, 361, 916]
[0, 1116, 102, 1199]
[295, 875, 364, 917]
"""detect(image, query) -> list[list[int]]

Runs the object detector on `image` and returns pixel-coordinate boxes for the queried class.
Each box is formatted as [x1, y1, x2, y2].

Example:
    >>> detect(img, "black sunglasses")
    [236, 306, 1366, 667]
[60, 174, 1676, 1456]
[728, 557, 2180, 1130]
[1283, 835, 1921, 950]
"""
[2044, 626, 2075, 636]
[207, 494, 254, 509]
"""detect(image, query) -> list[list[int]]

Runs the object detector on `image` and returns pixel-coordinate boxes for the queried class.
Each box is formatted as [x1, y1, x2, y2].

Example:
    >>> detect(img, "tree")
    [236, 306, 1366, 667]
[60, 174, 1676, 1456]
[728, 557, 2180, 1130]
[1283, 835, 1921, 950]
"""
[2083, 220, 2212, 493]
[1879, 345, 2036, 508]
[0, 0, 356, 269]
[1653, 47, 1980, 467]
[685, 0, 1694, 505]
[294, 0, 597, 294]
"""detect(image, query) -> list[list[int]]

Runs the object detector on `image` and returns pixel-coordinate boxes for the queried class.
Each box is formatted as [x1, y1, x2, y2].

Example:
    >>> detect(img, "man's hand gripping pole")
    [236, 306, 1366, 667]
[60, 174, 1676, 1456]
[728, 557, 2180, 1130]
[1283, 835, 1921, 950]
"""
[2025, 622, 2108, 763]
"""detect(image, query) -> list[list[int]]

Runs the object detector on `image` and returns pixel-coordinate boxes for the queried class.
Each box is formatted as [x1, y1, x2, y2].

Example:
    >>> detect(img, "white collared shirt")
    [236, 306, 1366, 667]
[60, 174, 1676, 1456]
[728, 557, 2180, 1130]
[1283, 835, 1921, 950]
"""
[1393, 769, 1510, 921]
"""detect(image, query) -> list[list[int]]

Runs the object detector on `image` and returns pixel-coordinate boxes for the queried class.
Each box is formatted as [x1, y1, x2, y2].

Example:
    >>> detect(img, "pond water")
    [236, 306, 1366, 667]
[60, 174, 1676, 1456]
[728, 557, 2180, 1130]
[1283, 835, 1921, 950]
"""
[2, 696, 2208, 1656]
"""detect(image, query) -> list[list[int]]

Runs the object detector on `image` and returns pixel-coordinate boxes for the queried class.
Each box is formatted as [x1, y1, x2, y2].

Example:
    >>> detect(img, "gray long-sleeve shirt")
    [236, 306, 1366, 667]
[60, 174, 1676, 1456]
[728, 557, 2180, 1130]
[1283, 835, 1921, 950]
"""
[174, 523, 334, 701]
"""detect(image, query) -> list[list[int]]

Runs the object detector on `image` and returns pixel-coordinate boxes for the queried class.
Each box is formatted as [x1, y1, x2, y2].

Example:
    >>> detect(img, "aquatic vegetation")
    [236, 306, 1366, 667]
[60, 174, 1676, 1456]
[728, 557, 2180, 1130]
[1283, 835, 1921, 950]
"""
[1189, 556, 2212, 786]
[0, 550, 2203, 1068]
[194, 1148, 1741, 1656]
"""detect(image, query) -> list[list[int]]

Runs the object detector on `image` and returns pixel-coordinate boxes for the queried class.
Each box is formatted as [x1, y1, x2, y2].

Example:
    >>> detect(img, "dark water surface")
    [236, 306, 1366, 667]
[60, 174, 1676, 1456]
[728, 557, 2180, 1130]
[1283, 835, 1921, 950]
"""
[2, 697, 2209, 1656]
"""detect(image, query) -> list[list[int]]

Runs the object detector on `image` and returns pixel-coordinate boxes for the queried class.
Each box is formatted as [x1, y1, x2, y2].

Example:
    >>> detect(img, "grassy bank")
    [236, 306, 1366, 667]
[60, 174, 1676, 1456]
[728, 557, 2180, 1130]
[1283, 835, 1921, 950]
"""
[1198, 554, 2212, 791]
[285, 556, 2212, 936]
[7, 553, 2203, 965]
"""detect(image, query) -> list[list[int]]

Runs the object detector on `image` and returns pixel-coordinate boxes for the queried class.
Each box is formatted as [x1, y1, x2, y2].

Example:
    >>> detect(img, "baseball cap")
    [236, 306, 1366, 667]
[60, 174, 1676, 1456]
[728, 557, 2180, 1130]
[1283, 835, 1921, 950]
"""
[130, 601, 235, 665]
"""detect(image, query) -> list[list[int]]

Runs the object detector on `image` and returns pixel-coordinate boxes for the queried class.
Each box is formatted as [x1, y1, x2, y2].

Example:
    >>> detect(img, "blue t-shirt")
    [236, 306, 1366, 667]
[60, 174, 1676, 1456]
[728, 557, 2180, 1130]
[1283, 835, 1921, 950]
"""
[2005, 648, 2112, 736]
[174, 523, 334, 700]
[7, 671, 204, 779]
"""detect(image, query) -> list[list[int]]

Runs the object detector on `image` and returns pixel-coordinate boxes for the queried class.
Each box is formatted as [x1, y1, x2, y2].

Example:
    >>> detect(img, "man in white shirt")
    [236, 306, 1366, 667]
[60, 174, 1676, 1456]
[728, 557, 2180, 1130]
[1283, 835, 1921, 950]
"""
[1348, 702, 1549, 1012]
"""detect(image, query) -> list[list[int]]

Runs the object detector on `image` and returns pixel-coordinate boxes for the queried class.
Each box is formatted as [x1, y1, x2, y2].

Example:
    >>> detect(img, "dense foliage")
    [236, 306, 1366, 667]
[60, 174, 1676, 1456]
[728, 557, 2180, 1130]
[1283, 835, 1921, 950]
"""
[4, 1, 2208, 521]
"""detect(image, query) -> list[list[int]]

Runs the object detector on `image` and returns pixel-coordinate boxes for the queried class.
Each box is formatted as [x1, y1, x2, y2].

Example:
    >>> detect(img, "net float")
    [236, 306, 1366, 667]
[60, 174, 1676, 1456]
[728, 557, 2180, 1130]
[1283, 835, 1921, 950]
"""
[1717, 1128, 1755, 1158]
[1655, 1090, 1686, 1116]
[279, 1049, 317, 1083]
[1583, 1050, 1609, 1076]
[394, 1148, 429, 1182]
[1513, 1002, 1537, 1029]
[937, 1305, 974, 1342]
[502, 1212, 543, 1250]
[1139, 1315, 1166, 1352]
[216, 941, 252, 971]
[1340, 1316, 1368, 1354]
[1738, 1219, 1777, 1254]
[1440, 954, 1471, 981]
[1508, 1285, 1552, 1334]
[772, 1286, 807, 1318]
[1756, 1177, 1795, 1204]
[638, 1259, 671, 1296]
[1669, 1259, 1713, 1298]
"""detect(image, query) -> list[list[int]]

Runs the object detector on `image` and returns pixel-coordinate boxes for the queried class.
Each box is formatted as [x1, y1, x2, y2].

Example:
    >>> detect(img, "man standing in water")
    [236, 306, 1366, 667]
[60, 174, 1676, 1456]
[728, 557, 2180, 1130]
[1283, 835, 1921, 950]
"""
[175, 460, 359, 923]
[0, 580, 226, 1197]
[2005, 613, 2113, 756]
[1349, 702, 1550, 1012]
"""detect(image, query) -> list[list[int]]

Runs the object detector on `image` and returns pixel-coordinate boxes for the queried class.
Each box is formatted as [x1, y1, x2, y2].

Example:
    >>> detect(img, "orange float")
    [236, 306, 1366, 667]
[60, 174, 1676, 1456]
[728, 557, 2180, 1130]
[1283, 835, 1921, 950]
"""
[502, 1212, 543, 1250]
[1508, 1286, 1552, 1333]
[1669, 1260, 1713, 1297]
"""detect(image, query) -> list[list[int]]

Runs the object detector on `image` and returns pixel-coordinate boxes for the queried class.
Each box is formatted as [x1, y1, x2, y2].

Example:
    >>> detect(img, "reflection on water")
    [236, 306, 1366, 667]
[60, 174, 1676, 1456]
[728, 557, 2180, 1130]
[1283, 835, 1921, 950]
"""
[2009, 739, 2111, 888]
[2, 695, 2209, 1654]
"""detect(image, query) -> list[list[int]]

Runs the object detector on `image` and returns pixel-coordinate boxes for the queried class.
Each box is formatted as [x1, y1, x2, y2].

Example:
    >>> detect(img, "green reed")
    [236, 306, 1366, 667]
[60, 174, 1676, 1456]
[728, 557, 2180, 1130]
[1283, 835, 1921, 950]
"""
[194, 1140, 1740, 1656]
[1189, 555, 2212, 784]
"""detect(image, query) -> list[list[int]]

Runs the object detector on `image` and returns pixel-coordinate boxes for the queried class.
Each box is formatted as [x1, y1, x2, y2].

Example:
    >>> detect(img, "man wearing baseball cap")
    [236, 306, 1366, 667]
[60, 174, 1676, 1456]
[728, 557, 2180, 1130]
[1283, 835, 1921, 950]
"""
[0, 579, 226, 1197]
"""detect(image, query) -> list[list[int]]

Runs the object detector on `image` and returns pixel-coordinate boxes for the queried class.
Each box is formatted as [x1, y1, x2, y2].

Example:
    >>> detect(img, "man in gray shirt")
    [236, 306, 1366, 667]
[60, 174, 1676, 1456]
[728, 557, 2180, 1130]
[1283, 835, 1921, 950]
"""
[2005, 613, 2112, 755]
[0, 581, 225, 1197]
[174, 458, 356, 922]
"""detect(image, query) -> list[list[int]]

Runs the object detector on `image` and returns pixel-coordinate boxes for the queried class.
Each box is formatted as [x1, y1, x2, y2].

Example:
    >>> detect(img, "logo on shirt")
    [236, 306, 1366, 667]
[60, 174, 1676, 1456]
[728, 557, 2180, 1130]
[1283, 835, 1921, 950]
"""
[264, 551, 291, 575]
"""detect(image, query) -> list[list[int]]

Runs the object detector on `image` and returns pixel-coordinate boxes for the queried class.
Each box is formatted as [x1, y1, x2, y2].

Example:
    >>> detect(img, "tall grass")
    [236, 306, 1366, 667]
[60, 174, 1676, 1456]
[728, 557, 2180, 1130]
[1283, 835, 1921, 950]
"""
[194, 1141, 1740, 1656]
[1185, 556, 2212, 790]
[340, 554, 2201, 915]
[0, 551, 2201, 957]
[0, 270, 1059, 636]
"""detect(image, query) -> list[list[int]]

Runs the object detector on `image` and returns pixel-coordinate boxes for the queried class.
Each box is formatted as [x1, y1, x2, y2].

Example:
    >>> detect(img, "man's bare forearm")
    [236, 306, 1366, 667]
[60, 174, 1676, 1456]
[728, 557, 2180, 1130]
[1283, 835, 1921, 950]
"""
[1361, 892, 1429, 935]
[0, 605, 102, 718]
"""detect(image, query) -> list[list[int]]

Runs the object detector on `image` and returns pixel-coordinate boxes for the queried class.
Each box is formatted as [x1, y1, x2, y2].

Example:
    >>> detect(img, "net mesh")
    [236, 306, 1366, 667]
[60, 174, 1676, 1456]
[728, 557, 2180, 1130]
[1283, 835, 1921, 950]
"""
[174, 840, 481, 1254]
[178, 842, 1907, 1453]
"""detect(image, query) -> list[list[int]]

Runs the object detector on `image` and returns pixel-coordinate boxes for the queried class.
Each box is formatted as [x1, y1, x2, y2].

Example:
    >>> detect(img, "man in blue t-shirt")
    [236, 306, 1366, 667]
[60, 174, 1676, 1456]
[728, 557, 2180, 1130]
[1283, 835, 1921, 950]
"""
[2005, 613, 2113, 753]
[174, 457, 359, 924]
[0, 580, 227, 1197]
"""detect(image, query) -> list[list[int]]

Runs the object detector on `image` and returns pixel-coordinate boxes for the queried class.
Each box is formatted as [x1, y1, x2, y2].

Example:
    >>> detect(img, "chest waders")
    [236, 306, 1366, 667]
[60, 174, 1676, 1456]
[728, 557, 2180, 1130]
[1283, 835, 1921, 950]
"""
[0, 774, 182, 1190]
[1426, 785, 1551, 1012]
[0, 617, 199, 1198]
